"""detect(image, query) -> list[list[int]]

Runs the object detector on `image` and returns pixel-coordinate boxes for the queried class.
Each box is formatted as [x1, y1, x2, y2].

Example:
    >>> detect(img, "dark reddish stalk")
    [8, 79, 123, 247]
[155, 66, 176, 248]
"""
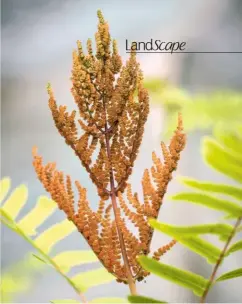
[200, 215, 242, 303]
[104, 128, 137, 295]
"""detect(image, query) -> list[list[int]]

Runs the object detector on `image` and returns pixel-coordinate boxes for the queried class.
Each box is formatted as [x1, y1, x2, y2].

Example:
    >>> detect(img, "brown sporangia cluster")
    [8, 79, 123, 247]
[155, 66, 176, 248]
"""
[32, 10, 186, 284]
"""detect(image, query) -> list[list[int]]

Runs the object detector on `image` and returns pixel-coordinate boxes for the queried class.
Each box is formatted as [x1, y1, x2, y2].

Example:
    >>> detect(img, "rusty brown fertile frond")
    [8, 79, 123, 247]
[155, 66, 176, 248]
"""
[32, 10, 186, 289]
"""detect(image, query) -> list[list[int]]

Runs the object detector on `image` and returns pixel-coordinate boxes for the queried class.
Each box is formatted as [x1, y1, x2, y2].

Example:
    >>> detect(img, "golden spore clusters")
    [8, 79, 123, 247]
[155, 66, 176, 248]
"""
[33, 10, 186, 284]
[48, 10, 149, 200]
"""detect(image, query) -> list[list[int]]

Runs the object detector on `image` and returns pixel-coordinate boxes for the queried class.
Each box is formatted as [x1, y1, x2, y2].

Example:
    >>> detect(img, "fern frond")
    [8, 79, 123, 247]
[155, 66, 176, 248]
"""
[226, 240, 242, 256]
[138, 256, 208, 297]
[138, 124, 242, 303]
[216, 268, 242, 282]
[171, 192, 242, 217]
[179, 177, 242, 201]
[150, 219, 234, 241]
[149, 124, 242, 303]
[203, 137, 242, 184]
[0, 178, 116, 300]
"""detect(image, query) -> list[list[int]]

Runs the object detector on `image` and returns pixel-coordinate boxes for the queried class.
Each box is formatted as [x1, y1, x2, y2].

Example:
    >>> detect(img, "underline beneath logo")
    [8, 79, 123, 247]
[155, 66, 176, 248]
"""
[126, 51, 242, 54]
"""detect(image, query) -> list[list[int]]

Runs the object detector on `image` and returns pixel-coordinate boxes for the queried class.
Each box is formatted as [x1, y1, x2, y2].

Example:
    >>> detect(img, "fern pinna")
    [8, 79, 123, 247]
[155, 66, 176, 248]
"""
[0, 177, 127, 303]
[32, 10, 186, 294]
[137, 124, 242, 303]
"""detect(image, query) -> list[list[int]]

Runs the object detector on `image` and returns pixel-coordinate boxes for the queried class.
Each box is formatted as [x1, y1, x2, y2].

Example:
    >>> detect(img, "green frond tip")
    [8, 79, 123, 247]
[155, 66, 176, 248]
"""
[149, 220, 221, 263]
[128, 295, 167, 303]
[216, 268, 242, 282]
[149, 219, 233, 241]
[138, 256, 208, 297]
[179, 177, 242, 201]
[1, 184, 28, 220]
[213, 124, 242, 159]
[171, 192, 242, 218]
[0, 177, 11, 204]
[226, 240, 242, 256]
[202, 137, 242, 183]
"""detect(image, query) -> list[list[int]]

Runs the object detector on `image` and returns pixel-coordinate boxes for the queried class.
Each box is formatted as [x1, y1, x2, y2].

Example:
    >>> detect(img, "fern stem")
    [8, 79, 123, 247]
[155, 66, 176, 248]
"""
[2, 209, 89, 302]
[104, 129, 137, 295]
[200, 215, 242, 303]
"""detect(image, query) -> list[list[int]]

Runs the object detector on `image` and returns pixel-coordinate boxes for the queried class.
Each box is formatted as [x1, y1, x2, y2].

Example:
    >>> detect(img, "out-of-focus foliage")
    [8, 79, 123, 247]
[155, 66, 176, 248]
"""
[0, 178, 116, 302]
[138, 255, 209, 297]
[0, 254, 45, 303]
[144, 78, 242, 135]
[128, 294, 167, 303]
[136, 123, 242, 302]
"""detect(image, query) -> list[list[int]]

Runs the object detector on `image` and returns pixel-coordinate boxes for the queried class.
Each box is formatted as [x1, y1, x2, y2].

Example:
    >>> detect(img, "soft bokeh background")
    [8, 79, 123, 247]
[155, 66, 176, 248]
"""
[1, 0, 242, 302]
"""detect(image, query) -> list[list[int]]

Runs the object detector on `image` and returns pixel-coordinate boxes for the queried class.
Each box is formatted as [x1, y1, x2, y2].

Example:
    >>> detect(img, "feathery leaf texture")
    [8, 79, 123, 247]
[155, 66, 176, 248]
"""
[171, 192, 242, 217]
[179, 177, 242, 201]
[0, 178, 116, 296]
[149, 124, 242, 302]
[32, 10, 186, 283]
[138, 256, 208, 297]
[150, 219, 234, 241]
[149, 220, 221, 264]
[203, 137, 242, 184]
